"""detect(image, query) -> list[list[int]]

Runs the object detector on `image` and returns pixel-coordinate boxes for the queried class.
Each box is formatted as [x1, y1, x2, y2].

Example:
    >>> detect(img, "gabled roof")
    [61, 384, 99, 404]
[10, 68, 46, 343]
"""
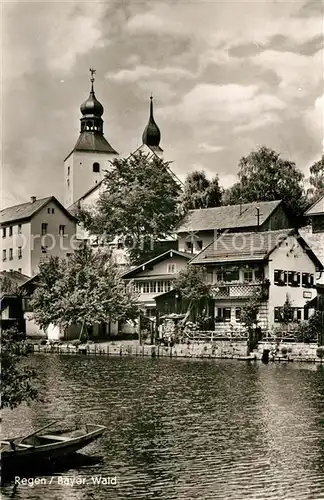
[189, 228, 323, 269]
[122, 249, 192, 279]
[64, 132, 118, 162]
[305, 194, 324, 216]
[68, 182, 102, 213]
[0, 270, 31, 286]
[177, 200, 283, 233]
[0, 196, 77, 225]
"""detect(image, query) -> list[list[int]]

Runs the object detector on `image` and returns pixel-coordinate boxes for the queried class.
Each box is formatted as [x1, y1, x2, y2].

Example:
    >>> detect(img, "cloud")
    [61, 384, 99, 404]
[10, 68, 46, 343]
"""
[304, 94, 324, 151]
[251, 49, 324, 98]
[47, 3, 106, 74]
[106, 65, 194, 83]
[126, 8, 185, 36]
[162, 83, 286, 124]
[198, 143, 225, 154]
[235, 113, 281, 133]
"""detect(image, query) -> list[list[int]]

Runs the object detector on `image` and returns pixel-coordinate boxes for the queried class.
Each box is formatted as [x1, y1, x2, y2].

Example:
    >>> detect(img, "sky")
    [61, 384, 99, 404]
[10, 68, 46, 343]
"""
[1, 0, 323, 209]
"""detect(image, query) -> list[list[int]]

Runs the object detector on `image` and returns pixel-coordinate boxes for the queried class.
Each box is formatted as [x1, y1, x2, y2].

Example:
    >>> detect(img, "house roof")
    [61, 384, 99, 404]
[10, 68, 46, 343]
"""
[68, 182, 102, 213]
[64, 132, 118, 162]
[189, 228, 323, 269]
[0, 270, 31, 286]
[299, 229, 324, 267]
[176, 200, 283, 233]
[0, 196, 77, 225]
[122, 249, 192, 279]
[304, 194, 324, 216]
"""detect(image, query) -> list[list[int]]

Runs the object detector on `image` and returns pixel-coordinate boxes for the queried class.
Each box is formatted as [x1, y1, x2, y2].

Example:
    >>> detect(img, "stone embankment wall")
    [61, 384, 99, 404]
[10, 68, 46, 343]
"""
[32, 340, 249, 359]
[30, 340, 324, 362]
[255, 341, 324, 362]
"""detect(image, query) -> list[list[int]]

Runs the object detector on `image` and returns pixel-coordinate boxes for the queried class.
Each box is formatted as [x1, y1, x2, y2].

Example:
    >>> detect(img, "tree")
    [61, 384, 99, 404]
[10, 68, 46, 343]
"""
[181, 171, 223, 211]
[222, 145, 307, 219]
[174, 265, 211, 325]
[296, 311, 322, 343]
[307, 155, 324, 203]
[75, 151, 182, 265]
[240, 287, 267, 334]
[30, 245, 139, 337]
[1, 327, 39, 410]
[277, 294, 295, 334]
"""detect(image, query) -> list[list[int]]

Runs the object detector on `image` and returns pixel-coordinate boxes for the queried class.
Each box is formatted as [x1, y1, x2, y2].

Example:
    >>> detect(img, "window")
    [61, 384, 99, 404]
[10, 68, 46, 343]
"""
[216, 307, 231, 323]
[274, 306, 295, 323]
[167, 264, 176, 274]
[185, 241, 193, 251]
[274, 307, 281, 322]
[196, 240, 203, 251]
[41, 223, 48, 235]
[93, 162, 100, 173]
[274, 269, 287, 286]
[9, 226, 13, 237]
[67, 179, 70, 188]
[150, 282, 156, 293]
[235, 307, 242, 322]
[216, 269, 239, 282]
[59, 225, 66, 236]
[18, 247, 22, 259]
[254, 268, 262, 281]
[243, 268, 253, 282]
[206, 272, 214, 284]
[2, 228, 6, 238]
[2, 249, 6, 261]
[41, 246, 47, 254]
[166, 280, 172, 292]
[48, 208, 51, 214]
[67, 166, 70, 176]
[295, 308, 302, 321]
[9, 248, 13, 260]
[18, 268, 22, 273]
[143, 282, 150, 293]
[288, 271, 300, 287]
[302, 273, 314, 288]
[157, 281, 164, 293]
[304, 308, 309, 321]
[18, 224, 22, 234]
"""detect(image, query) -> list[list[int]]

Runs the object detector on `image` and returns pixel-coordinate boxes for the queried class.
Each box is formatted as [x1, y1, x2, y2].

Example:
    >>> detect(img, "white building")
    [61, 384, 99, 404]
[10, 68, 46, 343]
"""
[0, 196, 77, 277]
[189, 228, 322, 333]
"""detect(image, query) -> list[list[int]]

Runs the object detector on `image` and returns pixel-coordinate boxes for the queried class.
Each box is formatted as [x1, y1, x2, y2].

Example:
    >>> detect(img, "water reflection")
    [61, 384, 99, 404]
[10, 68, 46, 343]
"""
[1, 356, 324, 500]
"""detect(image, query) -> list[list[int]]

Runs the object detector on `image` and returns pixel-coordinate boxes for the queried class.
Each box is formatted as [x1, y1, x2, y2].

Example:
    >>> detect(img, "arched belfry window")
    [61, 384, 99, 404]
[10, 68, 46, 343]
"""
[93, 162, 100, 173]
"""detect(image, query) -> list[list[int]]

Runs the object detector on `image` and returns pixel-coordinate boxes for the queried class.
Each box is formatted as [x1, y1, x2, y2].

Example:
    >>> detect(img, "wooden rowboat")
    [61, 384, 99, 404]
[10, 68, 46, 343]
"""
[0, 422, 106, 476]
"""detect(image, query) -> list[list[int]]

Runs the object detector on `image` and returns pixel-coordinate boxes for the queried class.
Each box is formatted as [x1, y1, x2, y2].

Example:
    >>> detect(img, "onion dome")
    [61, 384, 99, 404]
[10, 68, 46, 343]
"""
[142, 96, 161, 147]
[80, 79, 104, 117]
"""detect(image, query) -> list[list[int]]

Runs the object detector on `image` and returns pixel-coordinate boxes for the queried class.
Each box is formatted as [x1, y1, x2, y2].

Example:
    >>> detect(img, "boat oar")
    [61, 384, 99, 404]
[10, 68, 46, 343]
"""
[19, 420, 59, 442]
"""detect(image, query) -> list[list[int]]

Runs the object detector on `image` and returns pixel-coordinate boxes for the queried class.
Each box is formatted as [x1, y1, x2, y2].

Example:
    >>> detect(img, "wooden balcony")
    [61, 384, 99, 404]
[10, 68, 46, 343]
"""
[209, 281, 269, 300]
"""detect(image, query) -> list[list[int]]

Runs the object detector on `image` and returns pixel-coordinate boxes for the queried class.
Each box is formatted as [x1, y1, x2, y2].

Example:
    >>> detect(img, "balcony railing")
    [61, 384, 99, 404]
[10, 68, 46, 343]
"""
[209, 281, 270, 299]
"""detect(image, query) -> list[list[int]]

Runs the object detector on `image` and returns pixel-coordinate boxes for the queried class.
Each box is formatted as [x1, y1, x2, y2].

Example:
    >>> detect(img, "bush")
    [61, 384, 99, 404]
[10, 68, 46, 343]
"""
[71, 339, 81, 347]
[39, 339, 47, 345]
[295, 313, 321, 343]
[316, 347, 324, 359]
[281, 346, 288, 357]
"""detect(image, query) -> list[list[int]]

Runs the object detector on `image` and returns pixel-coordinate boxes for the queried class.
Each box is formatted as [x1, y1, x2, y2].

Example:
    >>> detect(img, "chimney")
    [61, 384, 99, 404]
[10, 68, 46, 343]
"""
[30, 196, 36, 203]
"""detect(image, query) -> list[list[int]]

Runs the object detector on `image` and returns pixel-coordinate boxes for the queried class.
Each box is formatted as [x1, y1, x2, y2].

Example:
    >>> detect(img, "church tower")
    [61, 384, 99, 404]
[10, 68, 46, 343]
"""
[64, 69, 118, 208]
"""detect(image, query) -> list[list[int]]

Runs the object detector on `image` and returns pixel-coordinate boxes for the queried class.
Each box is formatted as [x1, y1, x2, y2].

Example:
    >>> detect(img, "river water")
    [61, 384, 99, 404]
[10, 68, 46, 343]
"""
[1, 355, 324, 500]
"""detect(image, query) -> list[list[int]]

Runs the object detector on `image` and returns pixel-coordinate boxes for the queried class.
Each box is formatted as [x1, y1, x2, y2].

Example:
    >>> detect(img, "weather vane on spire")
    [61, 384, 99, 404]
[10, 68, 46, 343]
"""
[89, 68, 96, 82]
